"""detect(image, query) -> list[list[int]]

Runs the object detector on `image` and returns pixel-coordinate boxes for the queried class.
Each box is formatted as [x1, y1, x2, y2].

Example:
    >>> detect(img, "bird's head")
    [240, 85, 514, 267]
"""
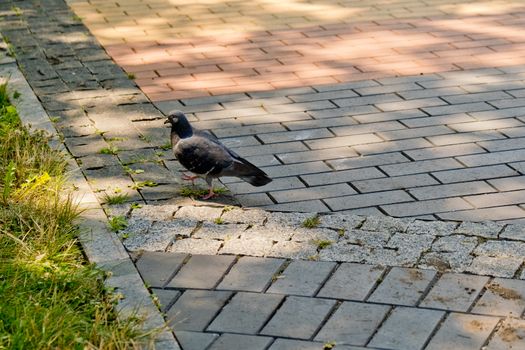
[164, 110, 193, 138]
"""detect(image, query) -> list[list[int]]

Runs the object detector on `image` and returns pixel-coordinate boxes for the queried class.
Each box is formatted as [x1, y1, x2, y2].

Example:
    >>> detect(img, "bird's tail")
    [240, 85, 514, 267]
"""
[233, 161, 272, 187]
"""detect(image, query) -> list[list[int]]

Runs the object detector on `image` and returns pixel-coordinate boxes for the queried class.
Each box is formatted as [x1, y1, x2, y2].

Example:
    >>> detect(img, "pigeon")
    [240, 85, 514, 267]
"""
[165, 111, 272, 199]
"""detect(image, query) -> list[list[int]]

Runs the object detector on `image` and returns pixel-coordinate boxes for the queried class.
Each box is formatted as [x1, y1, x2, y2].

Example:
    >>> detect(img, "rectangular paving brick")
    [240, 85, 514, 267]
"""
[135, 252, 187, 288]
[438, 205, 525, 222]
[328, 152, 410, 171]
[330, 120, 405, 137]
[425, 313, 500, 350]
[314, 301, 390, 346]
[167, 290, 232, 331]
[267, 260, 336, 296]
[408, 181, 496, 200]
[464, 190, 525, 208]
[268, 339, 367, 350]
[231, 141, 308, 157]
[379, 158, 463, 176]
[472, 278, 525, 316]
[325, 190, 414, 211]
[443, 91, 512, 104]
[400, 112, 475, 128]
[225, 177, 305, 194]
[479, 137, 525, 152]
[217, 256, 284, 292]
[404, 143, 486, 160]
[368, 307, 444, 350]
[277, 147, 358, 164]
[368, 267, 437, 306]
[427, 130, 505, 146]
[485, 318, 525, 350]
[377, 125, 453, 141]
[270, 184, 356, 203]
[449, 119, 523, 132]
[207, 292, 284, 334]
[398, 87, 467, 100]
[261, 296, 336, 339]
[175, 331, 219, 350]
[420, 273, 489, 311]
[258, 128, 333, 144]
[457, 149, 525, 167]
[353, 174, 439, 193]
[332, 93, 402, 108]
[305, 133, 383, 150]
[375, 97, 447, 111]
[432, 164, 519, 183]
[167, 255, 236, 289]
[353, 109, 427, 123]
[488, 176, 525, 191]
[301, 167, 385, 186]
[317, 263, 385, 300]
[261, 161, 331, 178]
[382, 198, 473, 217]
[208, 334, 273, 350]
[353, 138, 433, 155]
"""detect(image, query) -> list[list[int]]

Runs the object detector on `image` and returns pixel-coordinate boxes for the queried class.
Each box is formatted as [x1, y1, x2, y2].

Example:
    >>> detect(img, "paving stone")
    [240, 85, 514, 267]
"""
[219, 237, 275, 256]
[382, 197, 473, 217]
[240, 225, 294, 241]
[327, 152, 409, 171]
[135, 252, 187, 288]
[150, 288, 180, 312]
[302, 167, 385, 186]
[342, 229, 391, 247]
[368, 307, 444, 350]
[208, 334, 273, 350]
[169, 238, 223, 255]
[261, 296, 335, 339]
[268, 339, 367, 350]
[167, 255, 235, 289]
[291, 228, 340, 243]
[217, 256, 284, 292]
[192, 223, 246, 240]
[406, 220, 457, 236]
[317, 263, 385, 300]
[167, 290, 232, 331]
[123, 221, 180, 252]
[500, 224, 525, 241]
[360, 215, 411, 233]
[368, 267, 437, 306]
[466, 256, 523, 278]
[264, 212, 314, 228]
[408, 181, 496, 200]
[425, 313, 500, 350]
[174, 206, 224, 222]
[474, 240, 525, 258]
[326, 190, 414, 211]
[220, 208, 268, 225]
[207, 292, 284, 334]
[420, 273, 490, 311]
[174, 331, 219, 350]
[472, 278, 525, 316]
[267, 260, 336, 296]
[319, 214, 365, 230]
[314, 301, 390, 346]
[266, 241, 318, 260]
[404, 143, 486, 160]
[353, 174, 439, 193]
[485, 318, 525, 350]
[271, 184, 356, 203]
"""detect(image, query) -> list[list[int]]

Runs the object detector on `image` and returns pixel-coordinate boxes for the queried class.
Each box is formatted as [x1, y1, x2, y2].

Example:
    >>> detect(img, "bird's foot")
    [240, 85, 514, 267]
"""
[201, 188, 217, 200]
[181, 173, 199, 185]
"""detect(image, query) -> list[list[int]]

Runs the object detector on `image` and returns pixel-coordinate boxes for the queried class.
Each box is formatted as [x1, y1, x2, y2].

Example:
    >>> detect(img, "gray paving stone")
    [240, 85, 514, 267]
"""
[305, 133, 382, 150]
[404, 143, 486, 160]
[169, 238, 222, 255]
[465, 190, 525, 209]
[174, 206, 224, 222]
[292, 228, 340, 243]
[208, 334, 273, 350]
[327, 152, 409, 171]
[268, 339, 367, 350]
[406, 220, 457, 236]
[455, 221, 504, 238]
[425, 313, 500, 350]
[420, 273, 489, 311]
[485, 318, 525, 350]
[277, 147, 358, 164]
[380, 158, 462, 177]
[261, 296, 336, 339]
[368, 307, 444, 350]
[219, 236, 275, 256]
[317, 263, 385, 300]
[353, 174, 439, 193]
[135, 252, 187, 288]
[267, 260, 336, 296]
[319, 214, 365, 230]
[258, 128, 333, 144]
[343, 229, 391, 247]
[315, 301, 390, 346]
[266, 241, 318, 260]
[500, 224, 525, 241]
[488, 176, 525, 192]
[353, 138, 433, 156]
[368, 267, 437, 306]
[353, 109, 427, 123]
[408, 181, 496, 200]
[150, 288, 181, 312]
[474, 240, 525, 258]
[240, 225, 294, 241]
[262, 200, 331, 213]
[381, 197, 473, 217]
[167, 290, 232, 331]
[220, 208, 268, 225]
[174, 331, 219, 350]
[270, 184, 356, 203]
[466, 256, 523, 278]
[301, 167, 385, 186]
[330, 120, 405, 137]
[458, 149, 525, 167]
[217, 256, 284, 292]
[378, 125, 454, 141]
[167, 255, 236, 289]
[326, 190, 414, 211]
[360, 215, 411, 233]
[427, 130, 505, 146]
[192, 223, 246, 240]
[472, 278, 525, 316]
[207, 292, 284, 334]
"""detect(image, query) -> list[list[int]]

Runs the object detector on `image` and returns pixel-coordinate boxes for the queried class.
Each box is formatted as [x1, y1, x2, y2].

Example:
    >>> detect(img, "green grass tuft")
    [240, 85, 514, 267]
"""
[214, 217, 224, 225]
[108, 216, 128, 232]
[103, 192, 130, 205]
[312, 239, 333, 250]
[131, 181, 158, 189]
[99, 145, 119, 155]
[301, 215, 320, 228]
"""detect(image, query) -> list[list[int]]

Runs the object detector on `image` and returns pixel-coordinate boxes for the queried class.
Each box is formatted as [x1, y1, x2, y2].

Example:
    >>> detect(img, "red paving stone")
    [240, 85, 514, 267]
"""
[69, 0, 525, 100]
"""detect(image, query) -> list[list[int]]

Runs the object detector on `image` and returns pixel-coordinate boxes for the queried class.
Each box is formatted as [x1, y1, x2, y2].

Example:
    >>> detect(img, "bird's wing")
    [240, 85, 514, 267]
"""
[174, 134, 233, 175]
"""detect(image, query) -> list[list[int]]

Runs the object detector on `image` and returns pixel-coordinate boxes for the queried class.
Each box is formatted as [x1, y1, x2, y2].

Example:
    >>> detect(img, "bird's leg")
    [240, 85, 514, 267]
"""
[181, 172, 199, 186]
[201, 187, 216, 200]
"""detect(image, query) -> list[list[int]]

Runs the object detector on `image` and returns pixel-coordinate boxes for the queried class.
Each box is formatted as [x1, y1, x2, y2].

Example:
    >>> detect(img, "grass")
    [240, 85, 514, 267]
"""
[312, 239, 333, 250]
[131, 181, 158, 190]
[301, 214, 321, 228]
[178, 186, 229, 197]
[99, 145, 119, 155]
[0, 82, 150, 348]
[108, 216, 128, 232]
[103, 193, 130, 205]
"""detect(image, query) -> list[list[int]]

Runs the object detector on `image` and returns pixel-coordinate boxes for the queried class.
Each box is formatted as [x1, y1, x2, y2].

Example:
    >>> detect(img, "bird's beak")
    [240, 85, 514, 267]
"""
[164, 119, 170, 124]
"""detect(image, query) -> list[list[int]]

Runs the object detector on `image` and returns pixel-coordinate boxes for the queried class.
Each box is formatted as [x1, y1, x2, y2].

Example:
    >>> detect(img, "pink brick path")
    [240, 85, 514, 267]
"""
[69, 0, 525, 101]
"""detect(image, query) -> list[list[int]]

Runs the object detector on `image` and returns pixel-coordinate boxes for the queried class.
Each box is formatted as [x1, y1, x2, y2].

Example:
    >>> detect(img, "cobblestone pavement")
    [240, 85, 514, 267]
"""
[3, 0, 525, 349]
